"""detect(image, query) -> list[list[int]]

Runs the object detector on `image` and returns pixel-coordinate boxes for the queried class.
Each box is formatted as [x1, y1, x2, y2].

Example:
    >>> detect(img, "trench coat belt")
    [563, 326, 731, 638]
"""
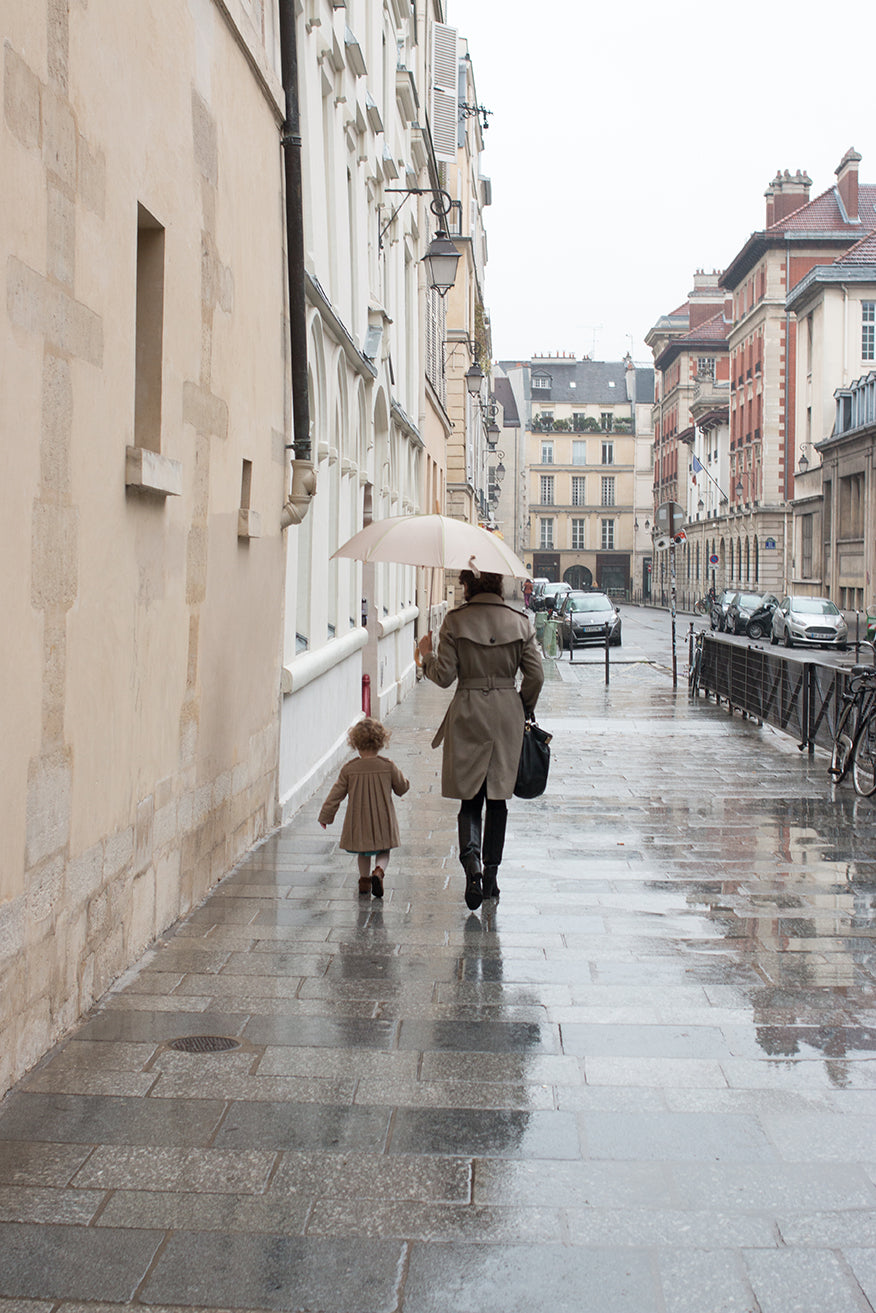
[457, 677, 517, 690]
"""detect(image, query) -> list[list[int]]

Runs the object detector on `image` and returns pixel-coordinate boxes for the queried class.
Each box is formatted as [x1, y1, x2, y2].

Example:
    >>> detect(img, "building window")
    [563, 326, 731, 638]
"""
[540, 474, 555, 505]
[532, 374, 551, 390]
[571, 518, 586, 550]
[601, 440, 614, 465]
[801, 514, 813, 577]
[135, 205, 166, 453]
[697, 357, 715, 379]
[540, 517, 554, 549]
[600, 412, 613, 432]
[572, 440, 587, 465]
[601, 475, 615, 507]
[863, 302, 875, 361]
[572, 475, 586, 507]
[601, 518, 615, 550]
[541, 441, 554, 464]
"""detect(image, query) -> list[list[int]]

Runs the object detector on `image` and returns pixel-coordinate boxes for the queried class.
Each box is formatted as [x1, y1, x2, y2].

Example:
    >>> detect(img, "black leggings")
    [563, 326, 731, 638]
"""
[458, 782, 508, 869]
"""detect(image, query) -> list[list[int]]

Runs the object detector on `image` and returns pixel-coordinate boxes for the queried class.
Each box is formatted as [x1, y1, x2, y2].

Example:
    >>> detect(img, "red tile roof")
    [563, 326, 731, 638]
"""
[833, 228, 876, 265]
[679, 310, 731, 345]
[768, 184, 876, 234]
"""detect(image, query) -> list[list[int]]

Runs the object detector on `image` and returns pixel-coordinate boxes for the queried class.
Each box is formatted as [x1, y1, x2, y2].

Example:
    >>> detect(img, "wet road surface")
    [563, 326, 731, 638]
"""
[2, 654, 876, 1312]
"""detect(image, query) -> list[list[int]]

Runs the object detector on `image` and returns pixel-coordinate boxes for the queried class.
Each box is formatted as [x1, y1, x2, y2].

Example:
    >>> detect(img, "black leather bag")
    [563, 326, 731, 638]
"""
[514, 719, 552, 799]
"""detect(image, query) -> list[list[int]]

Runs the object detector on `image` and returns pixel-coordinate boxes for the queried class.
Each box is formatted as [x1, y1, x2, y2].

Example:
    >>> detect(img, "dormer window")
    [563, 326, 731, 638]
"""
[532, 375, 551, 391]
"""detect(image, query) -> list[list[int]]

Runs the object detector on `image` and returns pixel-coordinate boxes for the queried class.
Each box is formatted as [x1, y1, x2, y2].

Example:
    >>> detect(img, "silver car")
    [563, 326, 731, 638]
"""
[770, 596, 848, 650]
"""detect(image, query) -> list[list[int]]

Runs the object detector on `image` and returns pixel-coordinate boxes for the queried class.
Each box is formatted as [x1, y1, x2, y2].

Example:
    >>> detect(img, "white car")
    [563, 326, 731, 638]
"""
[770, 596, 848, 650]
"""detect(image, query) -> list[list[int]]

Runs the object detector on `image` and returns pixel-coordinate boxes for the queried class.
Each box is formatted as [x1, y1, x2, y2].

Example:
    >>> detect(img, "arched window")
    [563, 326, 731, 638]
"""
[753, 536, 759, 584]
[745, 537, 750, 583]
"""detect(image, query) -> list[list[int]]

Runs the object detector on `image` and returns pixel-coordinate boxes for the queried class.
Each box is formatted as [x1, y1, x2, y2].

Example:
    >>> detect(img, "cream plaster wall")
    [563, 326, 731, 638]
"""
[1, 0, 288, 1097]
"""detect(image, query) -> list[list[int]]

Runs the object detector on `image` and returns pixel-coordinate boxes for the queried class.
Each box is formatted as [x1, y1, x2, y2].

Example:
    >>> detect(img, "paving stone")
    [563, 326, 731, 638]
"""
[70, 1145, 277, 1192]
[0, 1223, 163, 1301]
[744, 1247, 871, 1313]
[0, 1094, 226, 1146]
[389, 1108, 581, 1159]
[401, 1242, 660, 1313]
[579, 1111, 777, 1162]
[140, 1232, 405, 1311]
[212, 1100, 391, 1152]
[657, 1250, 756, 1313]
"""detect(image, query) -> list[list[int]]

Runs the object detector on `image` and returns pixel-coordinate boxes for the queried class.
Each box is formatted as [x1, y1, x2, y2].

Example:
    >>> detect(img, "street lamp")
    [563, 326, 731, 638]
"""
[465, 362, 485, 395]
[798, 447, 810, 474]
[422, 230, 462, 298]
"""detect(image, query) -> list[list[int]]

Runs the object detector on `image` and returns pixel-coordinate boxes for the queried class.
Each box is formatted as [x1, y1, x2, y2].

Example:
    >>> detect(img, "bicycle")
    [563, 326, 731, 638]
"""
[689, 628, 705, 696]
[693, 595, 715, 616]
[828, 657, 876, 790]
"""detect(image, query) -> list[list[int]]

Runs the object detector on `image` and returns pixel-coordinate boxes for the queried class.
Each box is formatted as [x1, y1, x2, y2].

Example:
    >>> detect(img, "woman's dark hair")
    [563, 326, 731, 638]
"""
[459, 569, 504, 598]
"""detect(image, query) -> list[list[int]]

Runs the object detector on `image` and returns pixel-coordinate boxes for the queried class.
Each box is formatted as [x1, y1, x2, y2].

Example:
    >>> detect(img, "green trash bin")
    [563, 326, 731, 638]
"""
[543, 618, 559, 658]
[534, 611, 547, 642]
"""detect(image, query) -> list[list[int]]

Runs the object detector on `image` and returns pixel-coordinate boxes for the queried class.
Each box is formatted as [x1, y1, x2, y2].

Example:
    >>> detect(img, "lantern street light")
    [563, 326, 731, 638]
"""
[421, 230, 462, 298]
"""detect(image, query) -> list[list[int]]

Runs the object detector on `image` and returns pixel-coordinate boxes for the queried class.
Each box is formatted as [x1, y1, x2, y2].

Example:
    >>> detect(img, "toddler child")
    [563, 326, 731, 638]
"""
[318, 717, 409, 897]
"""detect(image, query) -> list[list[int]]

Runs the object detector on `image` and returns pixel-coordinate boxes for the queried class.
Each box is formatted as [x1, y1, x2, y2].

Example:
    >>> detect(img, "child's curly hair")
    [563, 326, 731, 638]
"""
[347, 716, 390, 752]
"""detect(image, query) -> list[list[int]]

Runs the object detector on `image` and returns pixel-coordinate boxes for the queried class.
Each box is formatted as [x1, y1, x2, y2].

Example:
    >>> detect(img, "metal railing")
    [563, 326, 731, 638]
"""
[691, 632, 850, 754]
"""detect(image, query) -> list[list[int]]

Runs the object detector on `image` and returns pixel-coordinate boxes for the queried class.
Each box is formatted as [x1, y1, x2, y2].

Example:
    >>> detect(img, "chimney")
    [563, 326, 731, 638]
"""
[836, 147, 862, 222]
[765, 169, 812, 225]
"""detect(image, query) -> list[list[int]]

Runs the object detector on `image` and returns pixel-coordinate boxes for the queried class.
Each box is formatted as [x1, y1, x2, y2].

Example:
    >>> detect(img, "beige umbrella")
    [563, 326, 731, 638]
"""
[332, 513, 528, 577]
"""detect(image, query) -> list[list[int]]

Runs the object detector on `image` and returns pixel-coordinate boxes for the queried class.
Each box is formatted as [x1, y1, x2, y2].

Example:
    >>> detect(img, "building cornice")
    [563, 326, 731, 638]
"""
[721, 231, 861, 291]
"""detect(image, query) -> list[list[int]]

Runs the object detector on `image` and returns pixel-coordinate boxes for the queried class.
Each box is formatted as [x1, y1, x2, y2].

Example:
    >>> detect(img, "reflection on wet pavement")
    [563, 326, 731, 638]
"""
[1, 658, 876, 1311]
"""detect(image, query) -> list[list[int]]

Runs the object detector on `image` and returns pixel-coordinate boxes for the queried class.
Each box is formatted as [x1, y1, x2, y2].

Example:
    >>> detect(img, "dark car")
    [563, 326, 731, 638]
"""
[555, 591, 621, 648]
[725, 591, 780, 639]
[710, 589, 738, 631]
[533, 581, 572, 614]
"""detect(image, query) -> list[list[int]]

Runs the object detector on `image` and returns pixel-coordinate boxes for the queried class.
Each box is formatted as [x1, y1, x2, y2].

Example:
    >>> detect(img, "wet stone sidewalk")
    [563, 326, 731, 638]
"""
[2, 659, 876, 1312]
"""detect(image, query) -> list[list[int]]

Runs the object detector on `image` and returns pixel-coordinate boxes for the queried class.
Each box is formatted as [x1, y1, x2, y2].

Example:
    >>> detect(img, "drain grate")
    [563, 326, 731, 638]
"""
[167, 1035, 242, 1054]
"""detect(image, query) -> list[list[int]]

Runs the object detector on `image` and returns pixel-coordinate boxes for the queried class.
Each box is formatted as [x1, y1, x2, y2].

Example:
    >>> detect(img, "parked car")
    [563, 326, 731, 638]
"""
[725, 591, 780, 639]
[710, 589, 739, 631]
[555, 591, 622, 648]
[534, 581, 572, 614]
[770, 596, 849, 649]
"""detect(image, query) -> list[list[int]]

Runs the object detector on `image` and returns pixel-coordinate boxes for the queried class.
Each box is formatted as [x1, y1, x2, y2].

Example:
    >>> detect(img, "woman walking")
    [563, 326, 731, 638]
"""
[417, 569, 544, 910]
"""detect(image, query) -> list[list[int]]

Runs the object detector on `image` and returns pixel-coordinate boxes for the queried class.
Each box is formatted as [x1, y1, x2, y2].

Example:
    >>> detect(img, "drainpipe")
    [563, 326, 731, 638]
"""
[278, 0, 316, 527]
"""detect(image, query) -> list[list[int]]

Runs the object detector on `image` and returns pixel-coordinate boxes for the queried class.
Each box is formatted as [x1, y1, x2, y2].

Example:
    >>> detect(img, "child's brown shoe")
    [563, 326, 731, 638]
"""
[371, 865, 385, 898]
[358, 874, 372, 895]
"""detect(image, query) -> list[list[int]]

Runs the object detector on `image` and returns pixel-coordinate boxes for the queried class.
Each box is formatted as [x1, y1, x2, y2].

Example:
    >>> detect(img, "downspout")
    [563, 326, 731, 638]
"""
[278, 0, 317, 527]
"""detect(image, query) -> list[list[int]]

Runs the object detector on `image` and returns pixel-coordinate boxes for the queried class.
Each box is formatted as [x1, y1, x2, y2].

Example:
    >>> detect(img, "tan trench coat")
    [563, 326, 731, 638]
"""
[422, 594, 544, 800]
[318, 756, 410, 851]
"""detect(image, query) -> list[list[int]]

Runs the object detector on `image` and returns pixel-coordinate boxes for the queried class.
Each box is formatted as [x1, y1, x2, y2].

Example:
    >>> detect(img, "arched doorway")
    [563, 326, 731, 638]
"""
[564, 564, 593, 590]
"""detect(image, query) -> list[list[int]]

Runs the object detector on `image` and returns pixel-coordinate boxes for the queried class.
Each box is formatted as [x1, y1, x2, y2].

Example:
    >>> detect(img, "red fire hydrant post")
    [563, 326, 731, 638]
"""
[362, 673, 371, 716]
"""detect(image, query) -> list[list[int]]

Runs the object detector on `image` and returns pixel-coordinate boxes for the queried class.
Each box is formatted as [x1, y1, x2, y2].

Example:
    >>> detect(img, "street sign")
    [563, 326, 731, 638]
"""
[765, 538, 776, 549]
[709, 553, 719, 565]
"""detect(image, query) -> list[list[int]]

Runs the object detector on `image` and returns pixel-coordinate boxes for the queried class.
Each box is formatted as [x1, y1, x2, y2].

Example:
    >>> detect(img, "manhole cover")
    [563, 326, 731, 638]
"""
[167, 1035, 241, 1054]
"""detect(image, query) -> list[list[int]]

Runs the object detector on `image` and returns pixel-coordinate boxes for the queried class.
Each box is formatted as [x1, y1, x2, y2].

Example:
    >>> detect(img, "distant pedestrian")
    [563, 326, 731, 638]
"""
[319, 717, 409, 898]
[522, 578, 533, 609]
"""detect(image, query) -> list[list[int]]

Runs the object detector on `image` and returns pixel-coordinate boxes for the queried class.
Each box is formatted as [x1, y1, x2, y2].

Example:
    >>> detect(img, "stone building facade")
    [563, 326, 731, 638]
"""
[1, 0, 290, 1095]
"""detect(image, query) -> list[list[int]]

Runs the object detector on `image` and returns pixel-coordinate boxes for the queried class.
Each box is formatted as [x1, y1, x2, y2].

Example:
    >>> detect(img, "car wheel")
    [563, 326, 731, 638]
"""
[783, 629, 793, 648]
[838, 643, 848, 652]
[748, 622, 765, 640]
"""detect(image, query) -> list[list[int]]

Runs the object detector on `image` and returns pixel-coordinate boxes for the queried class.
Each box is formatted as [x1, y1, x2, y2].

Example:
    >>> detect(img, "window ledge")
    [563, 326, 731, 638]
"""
[126, 446, 182, 497]
[238, 509, 262, 539]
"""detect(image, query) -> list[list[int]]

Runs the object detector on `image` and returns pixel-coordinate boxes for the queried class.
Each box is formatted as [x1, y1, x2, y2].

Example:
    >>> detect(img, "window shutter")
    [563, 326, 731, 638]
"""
[431, 23, 458, 163]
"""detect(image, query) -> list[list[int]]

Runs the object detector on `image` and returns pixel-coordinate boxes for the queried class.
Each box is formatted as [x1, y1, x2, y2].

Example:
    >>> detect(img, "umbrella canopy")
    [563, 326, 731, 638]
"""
[332, 514, 528, 578]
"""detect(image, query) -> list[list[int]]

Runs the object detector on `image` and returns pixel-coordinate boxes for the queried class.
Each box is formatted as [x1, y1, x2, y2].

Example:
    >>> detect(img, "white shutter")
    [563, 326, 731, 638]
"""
[430, 22, 457, 163]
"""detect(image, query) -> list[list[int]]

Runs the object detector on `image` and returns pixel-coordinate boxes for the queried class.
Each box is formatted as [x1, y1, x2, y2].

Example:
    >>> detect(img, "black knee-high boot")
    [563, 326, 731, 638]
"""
[482, 801, 507, 899]
[457, 796, 484, 910]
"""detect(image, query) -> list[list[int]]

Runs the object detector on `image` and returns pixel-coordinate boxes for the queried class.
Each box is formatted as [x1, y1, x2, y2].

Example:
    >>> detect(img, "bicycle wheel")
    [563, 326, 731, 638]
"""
[852, 716, 876, 796]
[829, 701, 858, 781]
[693, 598, 708, 616]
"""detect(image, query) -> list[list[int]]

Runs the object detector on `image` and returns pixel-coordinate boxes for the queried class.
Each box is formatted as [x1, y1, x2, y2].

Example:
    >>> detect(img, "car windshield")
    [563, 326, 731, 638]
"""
[569, 596, 612, 613]
[737, 594, 763, 608]
[791, 598, 840, 616]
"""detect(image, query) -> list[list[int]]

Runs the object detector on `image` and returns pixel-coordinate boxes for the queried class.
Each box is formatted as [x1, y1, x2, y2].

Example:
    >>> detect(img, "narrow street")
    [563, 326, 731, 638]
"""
[2, 633, 876, 1312]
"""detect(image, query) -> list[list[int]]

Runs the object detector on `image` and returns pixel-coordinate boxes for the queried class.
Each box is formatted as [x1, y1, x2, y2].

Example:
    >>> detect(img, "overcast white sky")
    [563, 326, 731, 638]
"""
[446, 0, 876, 367]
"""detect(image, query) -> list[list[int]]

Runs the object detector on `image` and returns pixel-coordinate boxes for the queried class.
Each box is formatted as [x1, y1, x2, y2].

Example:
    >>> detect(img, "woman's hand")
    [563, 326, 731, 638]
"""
[416, 632, 433, 660]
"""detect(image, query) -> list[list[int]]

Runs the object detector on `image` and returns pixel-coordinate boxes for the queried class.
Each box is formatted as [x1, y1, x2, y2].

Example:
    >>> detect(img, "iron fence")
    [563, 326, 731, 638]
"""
[692, 632, 850, 754]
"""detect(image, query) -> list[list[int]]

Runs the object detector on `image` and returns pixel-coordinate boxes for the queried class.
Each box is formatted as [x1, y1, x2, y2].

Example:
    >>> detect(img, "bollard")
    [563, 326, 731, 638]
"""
[543, 619, 559, 658]
[362, 673, 371, 716]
